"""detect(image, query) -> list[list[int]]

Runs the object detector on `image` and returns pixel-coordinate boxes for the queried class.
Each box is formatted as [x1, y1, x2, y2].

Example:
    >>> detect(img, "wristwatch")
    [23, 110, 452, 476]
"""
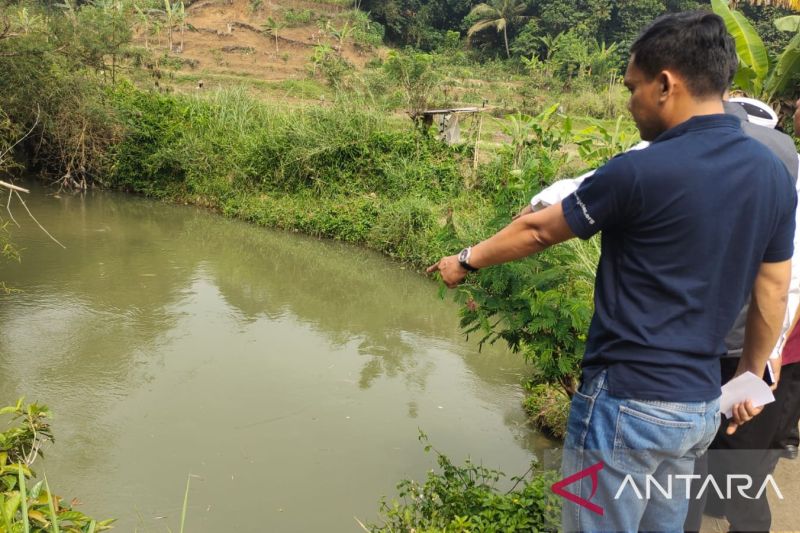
[458, 247, 479, 272]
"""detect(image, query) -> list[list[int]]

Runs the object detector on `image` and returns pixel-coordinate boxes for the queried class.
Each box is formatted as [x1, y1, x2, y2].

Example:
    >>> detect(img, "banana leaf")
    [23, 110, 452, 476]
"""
[712, 0, 770, 85]
[766, 30, 800, 98]
[775, 15, 800, 33]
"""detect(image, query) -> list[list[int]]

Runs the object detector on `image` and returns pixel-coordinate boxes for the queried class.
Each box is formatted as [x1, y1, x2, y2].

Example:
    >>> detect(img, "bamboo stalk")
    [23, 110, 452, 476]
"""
[0, 180, 29, 193]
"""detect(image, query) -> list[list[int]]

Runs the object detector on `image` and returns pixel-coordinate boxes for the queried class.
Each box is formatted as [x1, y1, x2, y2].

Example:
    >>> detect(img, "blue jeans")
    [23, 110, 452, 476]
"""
[560, 370, 720, 533]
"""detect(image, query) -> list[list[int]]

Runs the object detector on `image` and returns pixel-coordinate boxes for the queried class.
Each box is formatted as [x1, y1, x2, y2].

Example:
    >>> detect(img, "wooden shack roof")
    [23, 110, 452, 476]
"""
[420, 107, 481, 115]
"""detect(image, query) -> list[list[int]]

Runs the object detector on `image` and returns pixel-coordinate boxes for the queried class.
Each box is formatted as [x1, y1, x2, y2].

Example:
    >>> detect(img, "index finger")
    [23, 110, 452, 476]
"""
[426, 262, 440, 274]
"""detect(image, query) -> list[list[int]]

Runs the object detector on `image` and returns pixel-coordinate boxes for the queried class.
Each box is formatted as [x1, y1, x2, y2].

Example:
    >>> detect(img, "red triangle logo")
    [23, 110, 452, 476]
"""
[551, 461, 605, 516]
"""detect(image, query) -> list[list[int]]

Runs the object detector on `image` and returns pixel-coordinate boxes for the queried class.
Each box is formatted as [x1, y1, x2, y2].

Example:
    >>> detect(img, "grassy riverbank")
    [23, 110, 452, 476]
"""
[106, 83, 475, 268]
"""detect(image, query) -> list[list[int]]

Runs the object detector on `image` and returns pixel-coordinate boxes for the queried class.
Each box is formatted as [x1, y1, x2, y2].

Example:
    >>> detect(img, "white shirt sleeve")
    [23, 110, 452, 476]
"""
[528, 141, 651, 212]
[769, 152, 800, 359]
[529, 171, 593, 211]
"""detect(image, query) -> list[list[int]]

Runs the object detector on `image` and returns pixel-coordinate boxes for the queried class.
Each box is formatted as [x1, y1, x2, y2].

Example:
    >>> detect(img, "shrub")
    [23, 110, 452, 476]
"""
[383, 50, 441, 119]
[308, 44, 355, 87]
[369, 195, 440, 261]
[282, 7, 315, 27]
[523, 383, 570, 439]
[369, 432, 561, 532]
[349, 9, 385, 48]
[0, 399, 114, 532]
[108, 81, 188, 195]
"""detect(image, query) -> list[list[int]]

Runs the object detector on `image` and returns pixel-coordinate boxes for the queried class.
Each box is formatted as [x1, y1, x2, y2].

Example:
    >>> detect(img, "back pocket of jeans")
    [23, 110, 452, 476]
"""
[612, 404, 694, 474]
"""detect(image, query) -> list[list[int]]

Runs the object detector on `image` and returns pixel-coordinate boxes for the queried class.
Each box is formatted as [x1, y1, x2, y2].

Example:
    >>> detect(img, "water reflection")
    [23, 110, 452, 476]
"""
[0, 183, 552, 532]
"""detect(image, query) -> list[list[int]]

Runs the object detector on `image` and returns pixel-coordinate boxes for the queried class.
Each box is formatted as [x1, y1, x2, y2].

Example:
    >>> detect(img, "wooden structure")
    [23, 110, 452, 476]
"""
[419, 107, 481, 145]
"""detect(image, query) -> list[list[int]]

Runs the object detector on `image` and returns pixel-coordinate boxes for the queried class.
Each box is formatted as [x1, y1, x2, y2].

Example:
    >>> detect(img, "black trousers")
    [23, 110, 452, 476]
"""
[773, 362, 800, 449]
[684, 359, 800, 533]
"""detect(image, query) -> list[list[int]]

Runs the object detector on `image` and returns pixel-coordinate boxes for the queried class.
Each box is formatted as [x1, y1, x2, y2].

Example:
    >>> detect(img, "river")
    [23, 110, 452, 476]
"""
[0, 182, 553, 532]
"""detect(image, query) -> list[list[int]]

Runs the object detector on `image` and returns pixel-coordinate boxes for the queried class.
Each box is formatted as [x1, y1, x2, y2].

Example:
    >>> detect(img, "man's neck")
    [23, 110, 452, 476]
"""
[663, 99, 725, 131]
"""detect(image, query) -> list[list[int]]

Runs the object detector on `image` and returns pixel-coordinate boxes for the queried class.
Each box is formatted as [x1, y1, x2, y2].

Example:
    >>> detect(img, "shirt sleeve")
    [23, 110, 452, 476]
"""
[561, 154, 639, 240]
[530, 172, 594, 212]
[763, 183, 797, 263]
[530, 142, 651, 213]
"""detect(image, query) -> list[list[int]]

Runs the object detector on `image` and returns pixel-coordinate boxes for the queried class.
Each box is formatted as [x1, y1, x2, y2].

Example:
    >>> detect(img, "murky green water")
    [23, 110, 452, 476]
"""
[0, 182, 553, 532]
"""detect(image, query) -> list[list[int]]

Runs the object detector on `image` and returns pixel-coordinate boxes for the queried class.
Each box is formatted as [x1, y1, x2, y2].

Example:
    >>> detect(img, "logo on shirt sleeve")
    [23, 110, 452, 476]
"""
[574, 193, 595, 225]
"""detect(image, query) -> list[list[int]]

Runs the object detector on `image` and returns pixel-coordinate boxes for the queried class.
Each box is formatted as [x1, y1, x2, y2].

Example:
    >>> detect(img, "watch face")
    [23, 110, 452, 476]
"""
[459, 248, 469, 263]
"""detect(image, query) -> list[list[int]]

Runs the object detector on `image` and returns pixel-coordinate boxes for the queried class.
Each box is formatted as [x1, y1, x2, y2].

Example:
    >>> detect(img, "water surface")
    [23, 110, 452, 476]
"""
[0, 183, 552, 531]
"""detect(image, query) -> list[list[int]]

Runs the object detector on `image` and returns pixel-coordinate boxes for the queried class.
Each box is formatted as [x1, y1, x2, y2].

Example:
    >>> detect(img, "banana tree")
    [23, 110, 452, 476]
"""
[263, 17, 287, 54]
[134, 3, 149, 49]
[161, 0, 185, 52]
[737, 1, 800, 10]
[326, 21, 353, 52]
[769, 13, 800, 97]
[712, 0, 800, 101]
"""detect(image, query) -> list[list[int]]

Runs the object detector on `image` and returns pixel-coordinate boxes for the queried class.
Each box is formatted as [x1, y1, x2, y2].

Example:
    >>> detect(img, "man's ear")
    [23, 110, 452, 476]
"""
[657, 70, 677, 103]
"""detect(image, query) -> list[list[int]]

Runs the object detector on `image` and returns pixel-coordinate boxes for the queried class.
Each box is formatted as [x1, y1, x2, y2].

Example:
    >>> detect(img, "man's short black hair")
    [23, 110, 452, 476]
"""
[631, 11, 738, 98]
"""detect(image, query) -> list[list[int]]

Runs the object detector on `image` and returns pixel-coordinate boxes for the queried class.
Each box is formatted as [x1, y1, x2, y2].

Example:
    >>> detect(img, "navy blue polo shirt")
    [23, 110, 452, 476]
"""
[562, 114, 796, 401]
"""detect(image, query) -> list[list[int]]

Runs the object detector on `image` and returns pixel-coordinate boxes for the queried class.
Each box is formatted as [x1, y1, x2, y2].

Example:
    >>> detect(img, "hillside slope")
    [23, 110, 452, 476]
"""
[136, 0, 381, 91]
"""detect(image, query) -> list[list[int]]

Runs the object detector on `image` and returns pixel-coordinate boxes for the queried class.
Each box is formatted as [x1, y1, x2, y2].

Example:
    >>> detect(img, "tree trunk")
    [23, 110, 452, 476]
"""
[503, 26, 510, 58]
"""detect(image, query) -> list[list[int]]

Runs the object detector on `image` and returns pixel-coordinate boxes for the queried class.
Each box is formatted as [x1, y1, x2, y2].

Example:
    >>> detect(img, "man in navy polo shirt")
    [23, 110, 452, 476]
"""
[427, 11, 796, 533]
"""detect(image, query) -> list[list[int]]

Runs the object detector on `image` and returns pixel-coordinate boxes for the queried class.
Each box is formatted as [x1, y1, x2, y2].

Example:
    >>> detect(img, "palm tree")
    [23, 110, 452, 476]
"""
[467, 0, 528, 59]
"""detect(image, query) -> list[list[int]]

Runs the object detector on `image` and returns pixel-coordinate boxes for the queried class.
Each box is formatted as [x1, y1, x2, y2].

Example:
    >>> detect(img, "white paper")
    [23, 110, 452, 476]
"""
[719, 371, 775, 419]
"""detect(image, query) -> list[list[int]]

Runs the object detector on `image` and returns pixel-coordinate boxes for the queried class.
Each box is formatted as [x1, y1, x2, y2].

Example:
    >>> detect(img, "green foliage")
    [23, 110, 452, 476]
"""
[466, 0, 529, 58]
[712, 0, 800, 101]
[361, 0, 475, 50]
[346, 9, 386, 48]
[103, 84, 467, 268]
[70, 0, 134, 82]
[369, 432, 561, 532]
[282, 7, 315, 27]
[508, 18, 541, 58]
[263, 16, 288, 53]
[534, 0, 611, 40]
[108, 81, 187, 195]
[606, 0, 682, 52]
[548, 29, 590, 80]
[0, 0, 128, 186]
[575, 116, 639, 168]
[737, 3, 795, 58]
[522, 383, 570, 439]
[0, 399, 113, 532]
[486, 105, 572, 208]
[455, 243, 592, 396]
[712, 0, 770, 95]
[766, 18, 800, 97]
[369, 196, 440, 260]
[308, 44, 355, 87]
[0, 399, 53, 468]
[383, 50, 441, 117]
